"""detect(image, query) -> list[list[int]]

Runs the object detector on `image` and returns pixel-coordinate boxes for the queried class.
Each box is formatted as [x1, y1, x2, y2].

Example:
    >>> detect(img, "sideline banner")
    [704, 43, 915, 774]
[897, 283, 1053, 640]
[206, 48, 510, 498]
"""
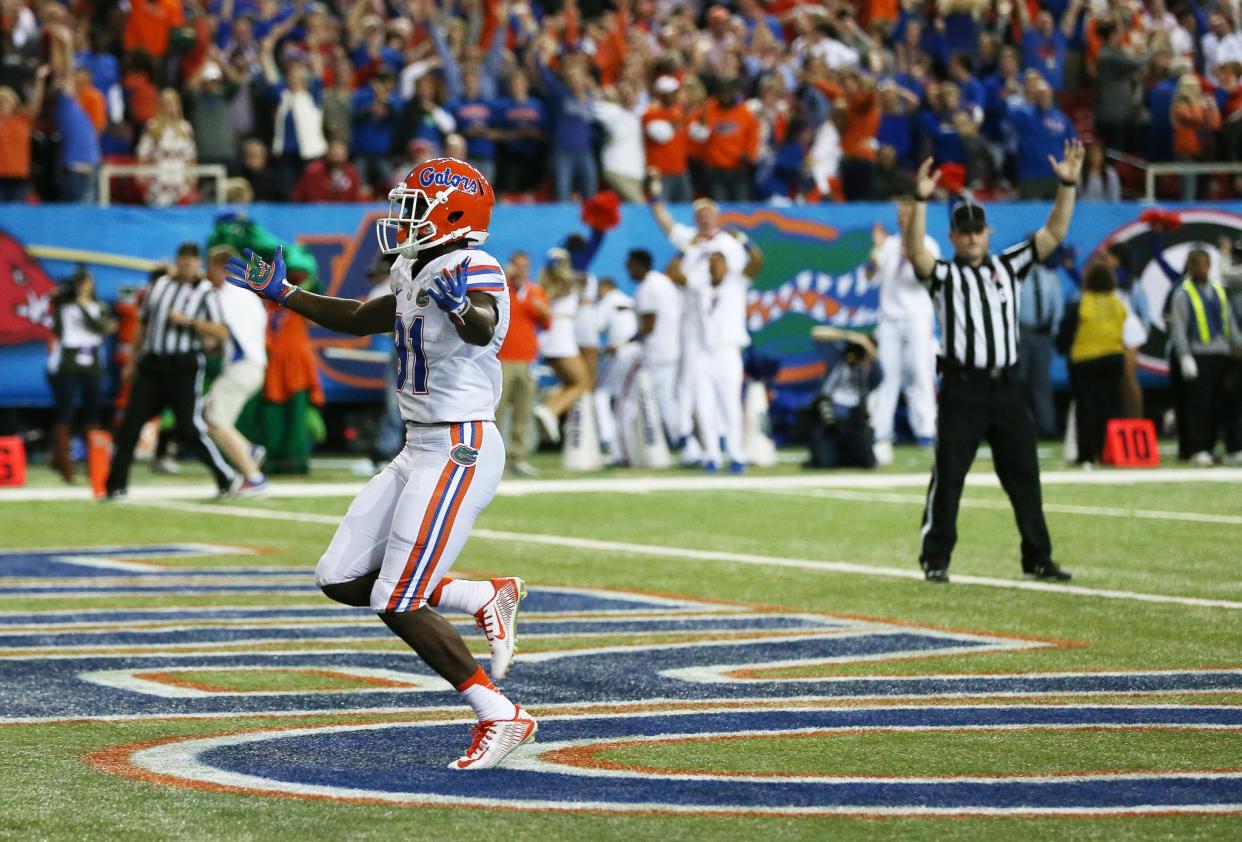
[1, 201, 1238, 408]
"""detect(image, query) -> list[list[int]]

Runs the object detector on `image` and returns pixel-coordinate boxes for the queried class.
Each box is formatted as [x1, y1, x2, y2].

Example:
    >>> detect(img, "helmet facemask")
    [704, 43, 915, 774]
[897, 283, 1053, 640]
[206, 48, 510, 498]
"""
[375, 183, 488, 258]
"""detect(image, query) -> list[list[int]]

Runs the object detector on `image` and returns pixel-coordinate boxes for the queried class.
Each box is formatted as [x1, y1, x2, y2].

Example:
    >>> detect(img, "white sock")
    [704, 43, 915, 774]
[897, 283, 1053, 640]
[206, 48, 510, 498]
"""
[456, 668, 517, 721]
[431, 578, 497, 615]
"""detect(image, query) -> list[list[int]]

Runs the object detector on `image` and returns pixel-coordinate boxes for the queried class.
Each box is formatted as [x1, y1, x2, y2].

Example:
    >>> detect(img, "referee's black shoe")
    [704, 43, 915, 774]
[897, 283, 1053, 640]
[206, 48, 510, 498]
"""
[1024, 561, 1072, 582]
[921, 562, 950, 583]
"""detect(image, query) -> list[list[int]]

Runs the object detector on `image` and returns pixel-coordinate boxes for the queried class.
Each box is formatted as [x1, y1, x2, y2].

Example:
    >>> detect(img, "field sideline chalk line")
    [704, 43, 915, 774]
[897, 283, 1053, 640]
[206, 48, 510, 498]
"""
[132, 500, 1242, 612]
[3, 467, 1242, 503]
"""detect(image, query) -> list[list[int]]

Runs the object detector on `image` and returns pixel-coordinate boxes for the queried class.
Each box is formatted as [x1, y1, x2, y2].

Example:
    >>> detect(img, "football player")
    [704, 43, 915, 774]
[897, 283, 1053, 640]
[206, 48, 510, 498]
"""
[225, 158, 535, 770]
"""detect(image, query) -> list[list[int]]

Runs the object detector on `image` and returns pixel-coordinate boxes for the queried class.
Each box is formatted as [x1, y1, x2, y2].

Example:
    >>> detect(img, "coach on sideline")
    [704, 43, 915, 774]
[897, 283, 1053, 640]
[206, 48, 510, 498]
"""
[900, 140, 1084, 584]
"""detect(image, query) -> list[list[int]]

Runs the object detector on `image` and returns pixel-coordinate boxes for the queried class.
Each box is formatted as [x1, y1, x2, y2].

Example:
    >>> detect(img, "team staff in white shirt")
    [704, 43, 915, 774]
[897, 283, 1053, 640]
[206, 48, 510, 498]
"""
[866, 213, 941, 466]
[629, 249, 682, 447]
[703, 250, 754, 472]
[648, 187, 758, 469]
[201, 245, 271, 494]
[593, 277, 641, 464]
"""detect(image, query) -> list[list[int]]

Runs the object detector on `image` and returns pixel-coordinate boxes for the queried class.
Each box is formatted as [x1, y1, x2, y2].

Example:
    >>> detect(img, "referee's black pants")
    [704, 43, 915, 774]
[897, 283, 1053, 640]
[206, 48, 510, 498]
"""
[920, 365, 1053, 572]
[106, 354, 236, 494]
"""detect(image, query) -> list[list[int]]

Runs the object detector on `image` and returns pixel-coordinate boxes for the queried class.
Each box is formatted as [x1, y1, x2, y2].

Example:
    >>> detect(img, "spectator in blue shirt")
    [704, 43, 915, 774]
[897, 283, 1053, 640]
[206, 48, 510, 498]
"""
[52, 72, 101, 203]
[919, 82, 968, 167]
[495, 68, 547, 195]
[428, 11, 506, 103]
[1018, 3, 1071, 93]
[1145, 55, 1187, 162]
[1006, 79, 1077, 198]
[448, 68, 499, 185]
[350, 16, 403, 82]
[351, 68, 401, 193]
[252, 0, 297, 43]
[983, 46, 1023, 144]
[536, 51, 597, 202]
[941, 10, 981, 65]
[947, 53, 985, 119]
[76, 29, 122, 125]
[876, 80, 917, 169]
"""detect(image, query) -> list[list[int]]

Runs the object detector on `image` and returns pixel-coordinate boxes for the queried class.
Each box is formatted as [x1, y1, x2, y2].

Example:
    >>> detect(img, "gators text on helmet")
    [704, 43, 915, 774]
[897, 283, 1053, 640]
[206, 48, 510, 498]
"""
[376, 157, 495, 258]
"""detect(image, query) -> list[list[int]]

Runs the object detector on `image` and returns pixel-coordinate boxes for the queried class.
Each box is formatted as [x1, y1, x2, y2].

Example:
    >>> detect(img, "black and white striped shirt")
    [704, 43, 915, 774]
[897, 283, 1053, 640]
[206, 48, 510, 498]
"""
[919, 238, 1037, 370]
[140, 275, 223, 356]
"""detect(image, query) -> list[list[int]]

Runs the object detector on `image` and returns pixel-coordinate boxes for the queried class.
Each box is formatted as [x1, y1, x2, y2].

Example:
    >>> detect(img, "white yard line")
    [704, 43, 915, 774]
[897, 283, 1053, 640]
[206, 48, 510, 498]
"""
[135, 500, 1242, 611]
[756, 488, 1242, 526]
[2, 467, 1241, 503]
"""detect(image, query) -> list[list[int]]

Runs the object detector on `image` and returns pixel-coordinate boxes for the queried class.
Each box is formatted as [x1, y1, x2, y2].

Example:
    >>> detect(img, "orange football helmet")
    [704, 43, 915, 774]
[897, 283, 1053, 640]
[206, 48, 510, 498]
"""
[375, 157, 495, 258]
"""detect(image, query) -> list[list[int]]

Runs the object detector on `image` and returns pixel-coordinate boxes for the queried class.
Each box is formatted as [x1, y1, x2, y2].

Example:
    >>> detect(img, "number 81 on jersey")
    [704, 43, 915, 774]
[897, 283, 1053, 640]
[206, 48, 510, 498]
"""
[394, 315, 428, 394]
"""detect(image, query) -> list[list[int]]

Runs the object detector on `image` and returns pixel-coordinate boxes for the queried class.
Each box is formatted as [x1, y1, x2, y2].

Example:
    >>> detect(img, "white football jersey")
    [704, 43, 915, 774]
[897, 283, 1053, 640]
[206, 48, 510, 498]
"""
[668, 223, 748, 284]
[705, 272, 751, 351]
[389, 247, 510, 424]
[597, 287, 638, 349]
[634, 270, 682, 365]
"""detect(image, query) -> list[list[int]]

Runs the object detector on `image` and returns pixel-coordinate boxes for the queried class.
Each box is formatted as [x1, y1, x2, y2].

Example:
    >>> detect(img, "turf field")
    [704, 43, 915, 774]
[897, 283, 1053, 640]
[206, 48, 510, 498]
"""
[2, 447, 1241, 840]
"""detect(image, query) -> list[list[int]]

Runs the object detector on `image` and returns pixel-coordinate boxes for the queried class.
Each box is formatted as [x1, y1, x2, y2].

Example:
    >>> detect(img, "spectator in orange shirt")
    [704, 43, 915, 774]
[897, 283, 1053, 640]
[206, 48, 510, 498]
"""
[701, 79, 759, 201]
[75, 67, 107, 133]
[838, 70, 880, 200]
[124, 0, 185, 63]
[643, 75, 692, 202]
[1171, 74, 1221, 200]
[123, 51, 160, 127]
[497, 250, 550, 477]
[0, 67, 44, 203]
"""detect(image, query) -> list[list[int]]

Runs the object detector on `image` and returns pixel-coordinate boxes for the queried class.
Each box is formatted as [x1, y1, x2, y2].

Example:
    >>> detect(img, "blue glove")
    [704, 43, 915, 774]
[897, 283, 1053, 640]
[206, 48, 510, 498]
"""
[224, 246, 296, 305]
[428, 256, 471, 321]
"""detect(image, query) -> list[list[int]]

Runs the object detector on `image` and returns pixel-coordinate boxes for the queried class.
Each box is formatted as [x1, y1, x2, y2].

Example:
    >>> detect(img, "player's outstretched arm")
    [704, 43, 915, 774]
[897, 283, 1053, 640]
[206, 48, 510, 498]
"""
[286, 290, 397, 336]
[225, 247, 396, 336]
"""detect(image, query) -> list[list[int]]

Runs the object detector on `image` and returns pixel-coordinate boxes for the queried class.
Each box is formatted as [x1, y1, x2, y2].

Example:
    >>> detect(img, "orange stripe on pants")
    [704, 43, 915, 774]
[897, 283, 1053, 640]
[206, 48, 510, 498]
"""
[408, 421, 482, 607]
[384, 425, 463, 612]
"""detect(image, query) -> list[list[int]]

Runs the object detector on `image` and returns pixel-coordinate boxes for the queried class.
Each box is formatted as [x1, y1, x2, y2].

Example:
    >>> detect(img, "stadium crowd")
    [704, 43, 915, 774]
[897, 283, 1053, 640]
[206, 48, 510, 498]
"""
[5, 0, 1242, 206]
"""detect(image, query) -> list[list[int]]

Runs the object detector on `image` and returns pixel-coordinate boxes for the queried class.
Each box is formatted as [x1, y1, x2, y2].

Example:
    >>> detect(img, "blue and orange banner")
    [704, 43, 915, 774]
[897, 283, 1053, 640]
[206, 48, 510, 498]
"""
[2, 201, 1239, 408]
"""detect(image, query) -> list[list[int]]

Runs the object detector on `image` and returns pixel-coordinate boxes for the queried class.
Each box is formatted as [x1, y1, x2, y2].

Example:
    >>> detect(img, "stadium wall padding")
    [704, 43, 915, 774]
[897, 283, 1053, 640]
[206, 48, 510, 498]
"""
[1, 201, 1239, 408]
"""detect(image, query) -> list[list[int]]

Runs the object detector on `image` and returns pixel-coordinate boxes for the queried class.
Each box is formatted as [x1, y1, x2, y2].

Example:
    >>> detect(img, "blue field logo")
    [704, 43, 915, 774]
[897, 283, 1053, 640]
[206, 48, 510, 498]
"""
[100, 704, 1242, 817]
[6, 549, 1240, 818]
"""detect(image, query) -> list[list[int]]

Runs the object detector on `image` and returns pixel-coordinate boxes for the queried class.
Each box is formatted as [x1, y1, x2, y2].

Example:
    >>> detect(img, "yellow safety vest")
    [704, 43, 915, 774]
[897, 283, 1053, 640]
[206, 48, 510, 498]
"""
[1182, 279, 1231, 344]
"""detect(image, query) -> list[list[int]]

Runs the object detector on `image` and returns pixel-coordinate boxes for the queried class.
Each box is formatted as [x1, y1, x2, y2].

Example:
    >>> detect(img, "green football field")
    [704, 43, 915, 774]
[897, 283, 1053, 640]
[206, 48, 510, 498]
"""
[2, 447, 1241, 840]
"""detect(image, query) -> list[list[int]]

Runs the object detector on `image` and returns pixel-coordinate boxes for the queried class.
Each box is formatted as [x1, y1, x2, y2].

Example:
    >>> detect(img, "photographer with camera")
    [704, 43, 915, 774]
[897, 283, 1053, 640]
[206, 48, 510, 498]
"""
[46, 266, 116, 483]
[806, 328, 881, 469]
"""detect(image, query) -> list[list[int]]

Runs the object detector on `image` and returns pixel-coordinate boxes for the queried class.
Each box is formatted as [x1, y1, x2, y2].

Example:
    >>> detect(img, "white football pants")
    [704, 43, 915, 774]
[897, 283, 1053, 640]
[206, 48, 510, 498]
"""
[869, 316, 938, 443]
[315, 421, 504, 613]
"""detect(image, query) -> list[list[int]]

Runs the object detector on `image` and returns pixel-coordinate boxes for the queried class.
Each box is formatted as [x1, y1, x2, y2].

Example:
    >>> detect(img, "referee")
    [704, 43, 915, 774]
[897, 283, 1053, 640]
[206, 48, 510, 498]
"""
[105, 243, 238, 500]
[901, 141, 1084, 583]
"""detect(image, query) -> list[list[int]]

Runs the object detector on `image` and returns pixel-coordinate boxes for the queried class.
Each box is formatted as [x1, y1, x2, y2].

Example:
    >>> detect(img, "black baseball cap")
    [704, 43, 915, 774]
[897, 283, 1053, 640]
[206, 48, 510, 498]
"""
[950, 200, 987, 233]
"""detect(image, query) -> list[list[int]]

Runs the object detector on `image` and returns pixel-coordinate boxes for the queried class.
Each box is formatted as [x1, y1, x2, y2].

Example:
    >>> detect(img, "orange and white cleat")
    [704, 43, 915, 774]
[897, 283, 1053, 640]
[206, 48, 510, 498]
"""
[475, 577, 526, 680]
[447, 706, 538, 770]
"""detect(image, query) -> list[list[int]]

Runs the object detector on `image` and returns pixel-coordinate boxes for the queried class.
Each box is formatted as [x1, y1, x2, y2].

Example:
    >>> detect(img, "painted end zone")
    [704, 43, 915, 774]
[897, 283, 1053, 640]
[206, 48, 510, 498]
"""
[90, 706, 1242, 817]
